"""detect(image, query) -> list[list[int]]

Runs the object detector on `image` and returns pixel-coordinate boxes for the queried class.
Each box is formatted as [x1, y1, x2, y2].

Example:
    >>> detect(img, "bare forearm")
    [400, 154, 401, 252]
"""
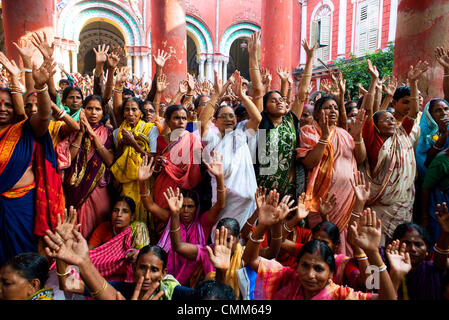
[103, 68, 115, 102]
[366, 250, 396, 300]
[301, 143, 327, 169]
[443, 67, 449, 101]
[78, 258, 119, 300]
[242, 223, 269, 271]
[380, 94, 393, 111]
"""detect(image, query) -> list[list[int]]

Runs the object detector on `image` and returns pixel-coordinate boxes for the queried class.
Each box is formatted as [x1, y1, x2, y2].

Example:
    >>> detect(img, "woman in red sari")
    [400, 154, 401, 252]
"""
[151, 104, 203, 234]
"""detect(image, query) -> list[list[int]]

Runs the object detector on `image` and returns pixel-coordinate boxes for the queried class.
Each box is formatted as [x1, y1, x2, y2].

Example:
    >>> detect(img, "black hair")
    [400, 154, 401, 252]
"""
[345, 100, 358, 115]
[373, 109, 393, 127]
[392, 223, 432, 250]
[4, 252, 49, 289]
[114, 196, 136, 214]
[164, 104, 188, 122]
[213, 104, 234, 119]
[62, 86, 84, 104]
[121, 97, 144, 117]
[310, 90, 325, 104]
[263, 90, 283, 110]
[392, 86, 411, 102]
[234, 105, 248, 119]
[314, 94, 338, 115]
[428, 98, 449, 115]
[194, 280, 236, 300]
[181, 190, 199, 210]
[194, 95, 209, 109]
[123, 88, 135, 97]
[0, 87, 12, 98]
[296, 240, 336, 273]
[356, 95, 364, 110]
[136, 245, 168, 270]
[216, 218, 240, 238]
[59, 79, 69, 86]
[312, 221, 340, 246]
[83, 94, 103, 108]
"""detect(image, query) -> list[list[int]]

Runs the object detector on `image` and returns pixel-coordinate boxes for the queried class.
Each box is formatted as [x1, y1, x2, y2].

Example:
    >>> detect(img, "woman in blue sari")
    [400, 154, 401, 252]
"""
[417, 99, 449, 243]
[0, 58, 64, 265]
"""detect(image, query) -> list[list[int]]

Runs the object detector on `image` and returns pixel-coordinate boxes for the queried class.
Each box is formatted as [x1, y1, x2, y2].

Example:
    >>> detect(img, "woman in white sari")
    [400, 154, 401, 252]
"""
[361, 60, 428, 244]
[200, 71, 261, 239]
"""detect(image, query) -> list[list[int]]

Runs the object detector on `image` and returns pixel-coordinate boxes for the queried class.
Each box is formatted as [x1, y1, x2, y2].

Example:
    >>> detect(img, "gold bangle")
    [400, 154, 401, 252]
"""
[35, 84, 48, 93]
[377, 264, 387, 272]
[217, 188, 226, 193]
[354, 253, 367, 259]
[170, 226, 181, 233]
[271, 235, 283, 241]
[91, 280, 108, 298]
[56, 269, 71, 277]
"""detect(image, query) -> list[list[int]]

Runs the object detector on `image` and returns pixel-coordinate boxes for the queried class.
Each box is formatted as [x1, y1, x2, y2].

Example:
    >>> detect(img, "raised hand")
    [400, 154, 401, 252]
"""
[382, 76, 398, 97]
[296, 193, 309, 220]
[213, 70, 223, 96]
[187, 73, 195, 92]
[107, 46, 121, 69]
[435, 47, 449, 70]
[386, 240, 412, 277]
[234, 70, 246, 98]
[93, 44, 110, 65]
[407, 60, 429, 82]
[116, 66, 131, 85]
[0, 52, 21, 78]
[276, 67, 290, 82]
[203, 152, 224, 178]
[32, 58, 57, 88]
[255, 187, 266, 210]
[258, 189, 281, 226]
[320, 79, 332, 94]
[318, 110, 331, 139]
[31, 31, 54, 60]
[348, 208, 382, 252]
[44, 229, 89, 266]
[367, 59, 379, 79]
[276, 194, 298, 223]
[247, 31, 261, 58]
[163, 187, 183, 215]
[79, 110, 95, 136]
[319, 193, 336, 221]
[138, 155, 155, 181]
[153, 49, 171, 69]
[261, 67, 272, 85]
[351, 170, 371, 203]
[178, 80, 188, 95]
[131, 276, 164, 300]
[435, 202, 449, 234]
[206, 226, 233, 271]
[55, 206, 80, 241]
[347, 108, 367, 138]
[358, 83, 368, 97]
[13, 39, 36, 67]
[302, 39, 318, 58]
[157, 73, 169, 92]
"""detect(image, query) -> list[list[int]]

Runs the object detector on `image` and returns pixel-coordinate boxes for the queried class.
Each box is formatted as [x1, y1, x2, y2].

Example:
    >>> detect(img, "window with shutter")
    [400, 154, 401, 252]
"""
[356, 0, 379, 56]
[312, 5, 331, 64]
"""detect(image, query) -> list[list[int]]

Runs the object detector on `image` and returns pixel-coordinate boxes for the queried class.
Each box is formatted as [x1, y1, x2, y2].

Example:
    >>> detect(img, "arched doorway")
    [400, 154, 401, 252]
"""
[186, 35, 199, 77]
[78, 20, 127, 75]
[227, 38, 250, 80]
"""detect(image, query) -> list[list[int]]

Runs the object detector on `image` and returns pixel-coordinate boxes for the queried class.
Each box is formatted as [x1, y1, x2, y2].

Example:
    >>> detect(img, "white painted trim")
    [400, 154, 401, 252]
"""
[388, 0, 398, 42]
[337, 0, 347, 57]
[299, 1, 308, 65]
[186, 16, 214, 54]
[219, 23, 260, 57]
[351, 0, 357, 54]
[310, 1, 334, 63]
[378, 0, 383, 49]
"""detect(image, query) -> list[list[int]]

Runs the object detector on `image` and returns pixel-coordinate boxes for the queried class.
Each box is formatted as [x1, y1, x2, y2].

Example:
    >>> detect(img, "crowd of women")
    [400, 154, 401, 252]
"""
[0, 29, 449, 301]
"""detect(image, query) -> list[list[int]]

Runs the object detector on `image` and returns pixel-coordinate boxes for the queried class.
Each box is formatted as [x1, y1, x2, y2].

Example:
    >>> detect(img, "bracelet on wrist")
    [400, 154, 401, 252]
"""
[56, 268, 71, 277]
[246, 220, 255, 228]
[249, 232, 264, 243]
[170, 226, 181, 233]
[434, 244, 449, 254]
[378, 264, 387, 272]
[23, 68, 33, 73]
[34, 84, 48, 93]
[91, 280, 108, 298]
[283, 222, 294, 233]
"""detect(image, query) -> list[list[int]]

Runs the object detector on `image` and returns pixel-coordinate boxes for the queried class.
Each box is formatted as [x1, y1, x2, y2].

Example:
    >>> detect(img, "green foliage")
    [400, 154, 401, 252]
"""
[333, 42, 395, 100]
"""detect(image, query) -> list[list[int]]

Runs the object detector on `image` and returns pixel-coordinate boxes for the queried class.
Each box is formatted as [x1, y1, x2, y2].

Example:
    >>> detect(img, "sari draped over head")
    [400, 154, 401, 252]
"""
[62, 105, 81, 121]
[416, 99, 449, 179]
[110, 119, 154, 224]
[364, 119, 416, 244]
[204, 121, 257, 240]
[153, 132, 202, 210]
[297, 124, 357, 256]
[0, 120, 65, 265]
[58, 123, 113, 239]
[157, 194, 206, 287]
[257, 112, 299, 197]
[254, 257, 371, 300]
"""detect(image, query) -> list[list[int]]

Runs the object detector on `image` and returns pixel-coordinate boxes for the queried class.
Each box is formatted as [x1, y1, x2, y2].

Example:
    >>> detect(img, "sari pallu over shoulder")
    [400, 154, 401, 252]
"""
[153, 132, 202, 209]
[0, 119, 64, 236]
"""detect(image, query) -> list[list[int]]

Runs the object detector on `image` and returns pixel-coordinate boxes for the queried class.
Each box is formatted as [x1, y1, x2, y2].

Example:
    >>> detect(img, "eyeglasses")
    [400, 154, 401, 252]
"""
[217, 113, 235, 120]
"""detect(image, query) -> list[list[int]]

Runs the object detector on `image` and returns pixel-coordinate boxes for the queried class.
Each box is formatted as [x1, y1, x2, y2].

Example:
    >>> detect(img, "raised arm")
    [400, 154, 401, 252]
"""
[247, 31, 264, 112]
[203, 153, 226, 225]
[347, 108, 367, 164]
[0, 52, 26, 120]
[30, 58, 56, 137]
[165, 187, 199, 261]
[407, 60, 429, 120]
[380, 76, 398, 111]
[300, 110, 331, 169]
[206, 227, 233, 283]
[199, 70, 220, 138]
[386, 240, 412, 293]
[154, 73, 169, 119]
[13, 39, 36, 95]
[103, 46, 121, 103]
[434, 203, 449, 271]
[435, 47, 449, 101]
[234, 70, 262, 131]
[113, 66, 130, 125]
[363, 59, 380, 121]
[138, 155, 170, 222]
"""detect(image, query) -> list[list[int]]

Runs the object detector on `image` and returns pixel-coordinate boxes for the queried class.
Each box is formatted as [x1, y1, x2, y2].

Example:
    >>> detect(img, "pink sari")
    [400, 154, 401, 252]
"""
[297, 124, 357, 256]
[157, 195, 207, 286]
[153, 132, 202, 209]
[254, 257, 371, 300]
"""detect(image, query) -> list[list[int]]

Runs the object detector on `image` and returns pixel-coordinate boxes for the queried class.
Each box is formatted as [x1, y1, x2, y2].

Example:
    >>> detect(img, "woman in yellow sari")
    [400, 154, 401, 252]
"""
[110, 97, 159, 224]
